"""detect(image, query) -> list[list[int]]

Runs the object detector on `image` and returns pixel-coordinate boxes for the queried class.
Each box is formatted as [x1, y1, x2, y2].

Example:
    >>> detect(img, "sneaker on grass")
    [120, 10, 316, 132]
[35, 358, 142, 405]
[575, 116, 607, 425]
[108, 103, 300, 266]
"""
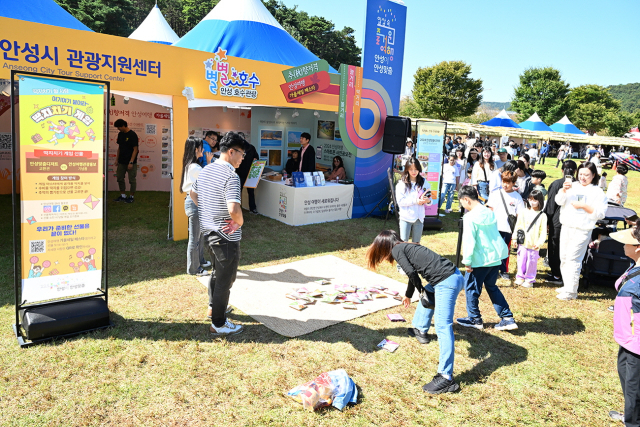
[521, 281, 534, 288]
[514, 278, 524, 286]
[557, 293, 577, 301]
[422, 373, 460, 394]
[407, 327, 430, 344]
[543, 274, 562, 285]
[608, 305, 615, 313]
[210, 320, 243, 337]
[456, 317, 483, 330]
[124, 195, 134, 204]
[113, 195, 126, 202]
[609, 410, 624, 423]
[494, 317, 518, 331]
[499, 272, 511, 280]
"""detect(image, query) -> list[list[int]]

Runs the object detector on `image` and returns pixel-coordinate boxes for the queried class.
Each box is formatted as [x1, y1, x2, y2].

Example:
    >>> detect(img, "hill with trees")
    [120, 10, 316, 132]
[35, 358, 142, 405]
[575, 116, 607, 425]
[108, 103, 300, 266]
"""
[607, 82, 640, 114]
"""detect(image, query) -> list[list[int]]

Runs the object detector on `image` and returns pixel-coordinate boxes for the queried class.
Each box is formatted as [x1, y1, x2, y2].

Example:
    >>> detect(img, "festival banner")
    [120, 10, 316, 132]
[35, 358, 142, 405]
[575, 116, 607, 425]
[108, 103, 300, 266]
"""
[18, 75, 105, 303]
[416, 121, 447, 217]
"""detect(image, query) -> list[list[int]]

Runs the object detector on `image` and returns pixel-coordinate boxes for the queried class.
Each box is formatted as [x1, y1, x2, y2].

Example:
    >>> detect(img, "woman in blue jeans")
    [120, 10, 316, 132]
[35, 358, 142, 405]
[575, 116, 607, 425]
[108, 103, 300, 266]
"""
[181, 137, 212, 276]
[367, 230, 464, 394]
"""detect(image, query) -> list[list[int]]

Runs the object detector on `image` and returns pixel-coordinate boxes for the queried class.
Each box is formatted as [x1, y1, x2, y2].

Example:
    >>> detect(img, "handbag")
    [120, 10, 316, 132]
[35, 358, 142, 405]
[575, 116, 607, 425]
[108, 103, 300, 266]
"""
[499, 190, 518, 233]
[516, 211, 544, 245]
[419, 289, 435, 309]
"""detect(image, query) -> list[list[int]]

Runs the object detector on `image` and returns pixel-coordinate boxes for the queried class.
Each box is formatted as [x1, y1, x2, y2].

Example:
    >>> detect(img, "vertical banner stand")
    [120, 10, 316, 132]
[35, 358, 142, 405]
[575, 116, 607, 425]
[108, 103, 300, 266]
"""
[11, 71, 112, 347]
[416, 120, 447, 230]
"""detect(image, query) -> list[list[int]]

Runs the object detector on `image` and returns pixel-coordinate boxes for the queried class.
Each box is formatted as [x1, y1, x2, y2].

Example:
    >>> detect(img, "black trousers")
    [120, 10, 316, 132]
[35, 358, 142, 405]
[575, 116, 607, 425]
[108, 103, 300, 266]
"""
[247, 188, 256, 211]
[618, 346, 640, 427]
[499, 231, 512, 273]
[540, 153, 547, 164]
[547, 224, 561, 278]
[206, 235, 240, 327]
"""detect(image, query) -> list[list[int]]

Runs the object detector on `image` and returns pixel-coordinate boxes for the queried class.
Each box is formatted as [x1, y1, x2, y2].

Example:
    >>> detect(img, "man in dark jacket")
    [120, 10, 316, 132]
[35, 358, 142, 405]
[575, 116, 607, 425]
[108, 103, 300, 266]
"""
[235, 134, 259, 214]
[543, 160, 577, 285]
[298, 132, 316, 173]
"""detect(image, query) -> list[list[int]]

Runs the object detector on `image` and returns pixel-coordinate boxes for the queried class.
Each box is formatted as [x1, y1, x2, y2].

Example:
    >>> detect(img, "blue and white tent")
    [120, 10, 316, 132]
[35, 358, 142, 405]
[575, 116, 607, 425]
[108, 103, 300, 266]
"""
[129, 5, 179, 45]
[481, 109, 521, 128]
[518, 112, 553, 132]
[0, 0, 92, 31]
[174, 0, 330, 69]
[550, 115, 585, 135]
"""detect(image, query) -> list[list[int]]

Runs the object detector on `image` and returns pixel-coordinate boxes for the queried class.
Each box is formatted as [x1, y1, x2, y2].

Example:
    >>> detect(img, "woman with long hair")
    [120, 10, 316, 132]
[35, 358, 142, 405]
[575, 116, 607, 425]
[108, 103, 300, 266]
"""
[181, 136, 210, 276]
[465, 148, 479, 176]
[471, 147, 495, 200]
[555, 161, 608, 300]
[325, 155, 346, 181]
[366, 230, 465, 394]
[395, 157, 431, 244]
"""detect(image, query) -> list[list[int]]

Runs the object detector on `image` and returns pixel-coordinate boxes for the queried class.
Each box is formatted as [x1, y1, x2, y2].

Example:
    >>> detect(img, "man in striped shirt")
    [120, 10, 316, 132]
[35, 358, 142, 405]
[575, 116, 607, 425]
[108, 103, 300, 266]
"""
[191, 132, 245, 337]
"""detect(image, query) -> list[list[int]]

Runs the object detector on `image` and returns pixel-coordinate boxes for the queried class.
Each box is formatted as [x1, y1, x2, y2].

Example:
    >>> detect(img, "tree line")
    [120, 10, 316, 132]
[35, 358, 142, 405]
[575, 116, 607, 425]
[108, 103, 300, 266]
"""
[54, 0, 361, 71]
[401, 61, 639, 137]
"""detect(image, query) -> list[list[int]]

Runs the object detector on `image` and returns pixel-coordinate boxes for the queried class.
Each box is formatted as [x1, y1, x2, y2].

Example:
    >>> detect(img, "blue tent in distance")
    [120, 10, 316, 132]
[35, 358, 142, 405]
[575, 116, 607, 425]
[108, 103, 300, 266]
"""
[481, 109, 521, 128]
[550, 115, 585, 135]
[519, 112, 553, 132]
[129, 5, 179, 45]
[0, 0, 92, 31]
[174, 0, 335, 71]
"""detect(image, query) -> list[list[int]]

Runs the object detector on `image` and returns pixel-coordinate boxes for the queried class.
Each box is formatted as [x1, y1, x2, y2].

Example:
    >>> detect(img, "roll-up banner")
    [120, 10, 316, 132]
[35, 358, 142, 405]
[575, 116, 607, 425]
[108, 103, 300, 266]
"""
[416, 121, 447, 217]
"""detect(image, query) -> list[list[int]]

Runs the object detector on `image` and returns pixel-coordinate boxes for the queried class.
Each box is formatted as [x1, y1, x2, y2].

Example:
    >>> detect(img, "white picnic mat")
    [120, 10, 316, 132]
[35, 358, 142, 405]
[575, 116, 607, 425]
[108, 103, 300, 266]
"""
[197, 255, 414, 337]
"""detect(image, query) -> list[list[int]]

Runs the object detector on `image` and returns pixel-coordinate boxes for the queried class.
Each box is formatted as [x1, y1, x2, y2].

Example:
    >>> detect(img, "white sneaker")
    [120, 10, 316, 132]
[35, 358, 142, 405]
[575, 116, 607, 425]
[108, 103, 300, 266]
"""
[521, 281, 534, 288]
[210, 320, 244, 337]
[556, 293, 577, 301]
[555, 287, 565, 293]
[515, 278, 524, 286]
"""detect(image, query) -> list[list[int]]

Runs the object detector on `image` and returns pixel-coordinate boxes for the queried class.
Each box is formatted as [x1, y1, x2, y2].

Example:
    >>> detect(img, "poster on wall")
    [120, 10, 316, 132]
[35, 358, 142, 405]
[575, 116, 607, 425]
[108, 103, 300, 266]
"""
[317, 121, 335, 140]
[416, 121, 446, 217]
[18, 75, 105, 303]
[260, 129, 283, 147]
[287, 128, 308, 149]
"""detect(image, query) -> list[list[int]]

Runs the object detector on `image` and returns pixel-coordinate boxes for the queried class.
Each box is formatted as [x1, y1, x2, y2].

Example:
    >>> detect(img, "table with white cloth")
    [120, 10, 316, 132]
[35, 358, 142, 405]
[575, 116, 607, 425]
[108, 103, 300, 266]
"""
[241, 179, 354, 226]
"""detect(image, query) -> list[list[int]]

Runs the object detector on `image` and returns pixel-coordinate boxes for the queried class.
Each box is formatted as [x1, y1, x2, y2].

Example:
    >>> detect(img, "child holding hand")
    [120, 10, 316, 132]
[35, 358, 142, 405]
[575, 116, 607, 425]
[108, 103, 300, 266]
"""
[512, 190, 547, 287]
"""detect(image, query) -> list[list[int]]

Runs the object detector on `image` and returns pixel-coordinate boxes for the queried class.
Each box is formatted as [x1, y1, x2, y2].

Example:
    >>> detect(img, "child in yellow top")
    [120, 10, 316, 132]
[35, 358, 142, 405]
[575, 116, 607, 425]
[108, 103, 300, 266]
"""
[512, 189, 548, 287]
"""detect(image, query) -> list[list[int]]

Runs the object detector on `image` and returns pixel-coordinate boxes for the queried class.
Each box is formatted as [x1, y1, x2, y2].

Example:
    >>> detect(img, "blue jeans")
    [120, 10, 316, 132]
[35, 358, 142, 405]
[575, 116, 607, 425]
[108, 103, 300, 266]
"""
[185, 197, 206, 274]
[399, 219, 424, 243]
[477, 181, 490, 200]
[464, 265, 513, 320]
[412, 270, 464, 377]
[439, 183, 456, 210]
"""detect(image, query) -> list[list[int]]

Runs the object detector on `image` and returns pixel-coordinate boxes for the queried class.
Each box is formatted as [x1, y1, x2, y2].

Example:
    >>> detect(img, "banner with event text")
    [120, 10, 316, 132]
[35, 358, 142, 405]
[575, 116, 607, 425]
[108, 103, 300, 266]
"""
[18, 74, 105, 303]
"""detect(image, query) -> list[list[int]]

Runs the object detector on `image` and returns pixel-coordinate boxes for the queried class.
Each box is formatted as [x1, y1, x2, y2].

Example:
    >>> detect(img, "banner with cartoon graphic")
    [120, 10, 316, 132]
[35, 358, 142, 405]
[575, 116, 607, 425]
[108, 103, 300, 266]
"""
[416, 121, 446, 217]
[18, 74, 105, 303]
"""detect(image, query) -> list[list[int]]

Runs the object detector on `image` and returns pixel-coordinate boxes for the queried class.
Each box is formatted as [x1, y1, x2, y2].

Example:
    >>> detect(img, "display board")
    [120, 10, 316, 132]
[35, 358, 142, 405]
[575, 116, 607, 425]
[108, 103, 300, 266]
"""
[416, 121, 447, 217]
[17, 74, 106, 303]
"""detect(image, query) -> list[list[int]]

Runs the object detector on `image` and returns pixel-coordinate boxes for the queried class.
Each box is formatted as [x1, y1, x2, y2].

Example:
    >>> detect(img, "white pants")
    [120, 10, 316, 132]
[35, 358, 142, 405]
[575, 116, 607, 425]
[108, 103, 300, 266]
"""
[559, 226, 591, 297]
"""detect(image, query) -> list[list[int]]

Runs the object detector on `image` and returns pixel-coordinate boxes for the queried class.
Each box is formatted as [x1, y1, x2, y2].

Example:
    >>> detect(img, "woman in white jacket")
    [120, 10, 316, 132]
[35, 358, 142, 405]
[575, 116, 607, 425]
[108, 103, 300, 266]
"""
[555, 162, 608, 300]
[395, 157, 432, 243]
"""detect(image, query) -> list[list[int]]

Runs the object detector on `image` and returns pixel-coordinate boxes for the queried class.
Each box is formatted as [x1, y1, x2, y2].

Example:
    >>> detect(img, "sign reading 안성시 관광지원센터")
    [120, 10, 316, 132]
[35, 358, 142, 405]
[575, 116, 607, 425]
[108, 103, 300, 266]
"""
[18, 75, 105, 303]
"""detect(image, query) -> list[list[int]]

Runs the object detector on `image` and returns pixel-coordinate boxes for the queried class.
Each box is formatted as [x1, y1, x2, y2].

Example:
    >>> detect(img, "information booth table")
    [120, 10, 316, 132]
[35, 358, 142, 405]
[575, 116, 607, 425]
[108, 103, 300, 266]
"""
[242, 180, 354, 226]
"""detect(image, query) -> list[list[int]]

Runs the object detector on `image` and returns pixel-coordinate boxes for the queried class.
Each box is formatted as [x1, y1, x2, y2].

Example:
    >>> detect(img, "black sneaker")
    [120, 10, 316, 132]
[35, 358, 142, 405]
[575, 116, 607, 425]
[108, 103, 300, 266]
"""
[113, 195, 126, 202]
[407, 327, 430, 344]
[456, 317, 484, 330]
[250, 209, 258, 214]
[543, 274, 562, 285]
[422, 373, 460, 394]
[124, 195, 134, 204]
[499, 272, 511, 280]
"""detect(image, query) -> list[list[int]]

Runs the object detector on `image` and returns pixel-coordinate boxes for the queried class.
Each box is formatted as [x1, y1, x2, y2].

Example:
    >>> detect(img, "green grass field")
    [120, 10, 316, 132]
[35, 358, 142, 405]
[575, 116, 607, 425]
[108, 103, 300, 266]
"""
[0, 160, 636, 426]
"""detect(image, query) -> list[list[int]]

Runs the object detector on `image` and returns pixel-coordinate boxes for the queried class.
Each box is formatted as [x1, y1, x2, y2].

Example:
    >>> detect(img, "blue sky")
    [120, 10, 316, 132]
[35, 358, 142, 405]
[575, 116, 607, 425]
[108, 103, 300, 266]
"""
[278, 0, 639, 102]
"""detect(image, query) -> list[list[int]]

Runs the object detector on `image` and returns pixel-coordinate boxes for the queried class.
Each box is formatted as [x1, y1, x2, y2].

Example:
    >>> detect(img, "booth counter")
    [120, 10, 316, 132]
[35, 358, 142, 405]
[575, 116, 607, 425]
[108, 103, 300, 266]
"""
[242, 180, 353, 226]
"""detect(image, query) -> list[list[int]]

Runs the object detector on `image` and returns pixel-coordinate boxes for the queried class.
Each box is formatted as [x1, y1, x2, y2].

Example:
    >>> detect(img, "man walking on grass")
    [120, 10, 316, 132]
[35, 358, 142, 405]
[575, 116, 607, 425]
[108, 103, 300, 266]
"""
[191, 132, 246, 337]
[113, 119, 138, 204]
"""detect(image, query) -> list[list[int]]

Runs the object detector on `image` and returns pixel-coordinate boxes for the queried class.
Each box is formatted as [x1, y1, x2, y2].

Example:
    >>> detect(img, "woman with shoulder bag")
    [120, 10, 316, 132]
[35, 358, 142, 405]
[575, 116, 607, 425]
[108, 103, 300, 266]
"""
[367, 230, 465, 394]
[486, 171, 525, 280]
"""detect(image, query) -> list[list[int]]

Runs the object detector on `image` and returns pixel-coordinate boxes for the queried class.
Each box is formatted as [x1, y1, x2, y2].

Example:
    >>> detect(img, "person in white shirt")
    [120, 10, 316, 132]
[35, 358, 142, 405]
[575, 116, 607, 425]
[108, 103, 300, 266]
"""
[607, 164, 629, 206]
[554, 162, 608, 300]
[472, 147, 496, 201]
[527, 143, 539, 167]
[454, 148, 465, 190]
[599, 172, 608, 191]
[486, 170, 525, 280]
[439, 154, 460, 213]
[181, 137, 212, 277]
[506, 141, 518, 158]
[396, 157, 432, 243]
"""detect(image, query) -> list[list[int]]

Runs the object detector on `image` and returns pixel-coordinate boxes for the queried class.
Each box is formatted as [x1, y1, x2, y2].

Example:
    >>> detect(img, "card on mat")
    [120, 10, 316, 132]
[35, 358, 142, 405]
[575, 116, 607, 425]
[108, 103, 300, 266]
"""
[289, 301, 307, 311]
[387, 313, 406, 322]
[343, 302, 357, 309]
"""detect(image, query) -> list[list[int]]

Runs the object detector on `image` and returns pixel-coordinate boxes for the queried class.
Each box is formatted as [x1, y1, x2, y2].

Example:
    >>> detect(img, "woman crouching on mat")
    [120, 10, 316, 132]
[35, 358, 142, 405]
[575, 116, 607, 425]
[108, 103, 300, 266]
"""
[366, 230, 464, 394]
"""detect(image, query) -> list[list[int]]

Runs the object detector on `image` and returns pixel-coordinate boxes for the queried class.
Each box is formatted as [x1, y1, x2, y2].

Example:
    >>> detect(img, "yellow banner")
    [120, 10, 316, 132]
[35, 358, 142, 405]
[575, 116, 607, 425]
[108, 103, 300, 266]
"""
[19, 74, 105, 303]
[0, 17, 337, 111]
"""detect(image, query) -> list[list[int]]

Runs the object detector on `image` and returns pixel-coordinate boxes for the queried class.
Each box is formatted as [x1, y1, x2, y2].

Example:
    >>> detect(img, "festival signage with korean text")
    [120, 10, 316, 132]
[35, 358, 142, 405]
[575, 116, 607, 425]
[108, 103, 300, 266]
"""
[18, 75, 105, 303]
[280, 60, 331, 102]
[204, 48, 261, 100]
[416, 121, 446, 217]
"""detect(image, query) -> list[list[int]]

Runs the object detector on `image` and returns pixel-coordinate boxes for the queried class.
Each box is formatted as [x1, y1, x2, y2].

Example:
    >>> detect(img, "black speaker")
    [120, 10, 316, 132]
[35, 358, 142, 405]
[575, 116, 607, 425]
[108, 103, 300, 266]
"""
[382, 116, 411, 154]
[21, 297, 110, 341]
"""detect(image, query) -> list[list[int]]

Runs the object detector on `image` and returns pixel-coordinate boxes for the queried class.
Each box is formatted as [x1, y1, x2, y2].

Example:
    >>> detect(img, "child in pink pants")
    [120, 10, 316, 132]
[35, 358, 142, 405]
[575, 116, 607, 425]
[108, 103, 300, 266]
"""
[512, 190, 547, 287]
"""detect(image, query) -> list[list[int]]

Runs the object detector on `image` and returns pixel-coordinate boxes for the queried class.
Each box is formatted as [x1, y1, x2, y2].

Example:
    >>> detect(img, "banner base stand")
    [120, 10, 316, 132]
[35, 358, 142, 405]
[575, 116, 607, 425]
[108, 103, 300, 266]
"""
[423, 217, 443, 231]
[13, 322, 113, 348]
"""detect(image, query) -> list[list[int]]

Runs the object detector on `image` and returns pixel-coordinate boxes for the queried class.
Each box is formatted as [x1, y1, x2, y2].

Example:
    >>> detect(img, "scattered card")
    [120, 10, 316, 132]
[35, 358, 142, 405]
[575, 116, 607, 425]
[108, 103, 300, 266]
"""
[308, 290, 323, 297]
[346, 295, 363, 304]
[343, 302, 357, 310]
[374, 293, 387, 299]
[289, 301, 307, 311]
[356, 292, 372, 301]
[383, 289, 399, 296]
[377, 339, 400, 352]
[316, 279, 331, 285]
[321, 295, 337, 303]
[387, 314, 406, 322]
[393, 295, 403, 301]
[295, 287, 309, 294]
[285, 293, 299, 300]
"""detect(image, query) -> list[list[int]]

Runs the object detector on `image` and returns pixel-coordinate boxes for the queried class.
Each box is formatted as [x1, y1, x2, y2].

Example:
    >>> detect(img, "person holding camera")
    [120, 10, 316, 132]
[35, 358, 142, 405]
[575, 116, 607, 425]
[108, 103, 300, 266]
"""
[554, 162, 608, 301]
